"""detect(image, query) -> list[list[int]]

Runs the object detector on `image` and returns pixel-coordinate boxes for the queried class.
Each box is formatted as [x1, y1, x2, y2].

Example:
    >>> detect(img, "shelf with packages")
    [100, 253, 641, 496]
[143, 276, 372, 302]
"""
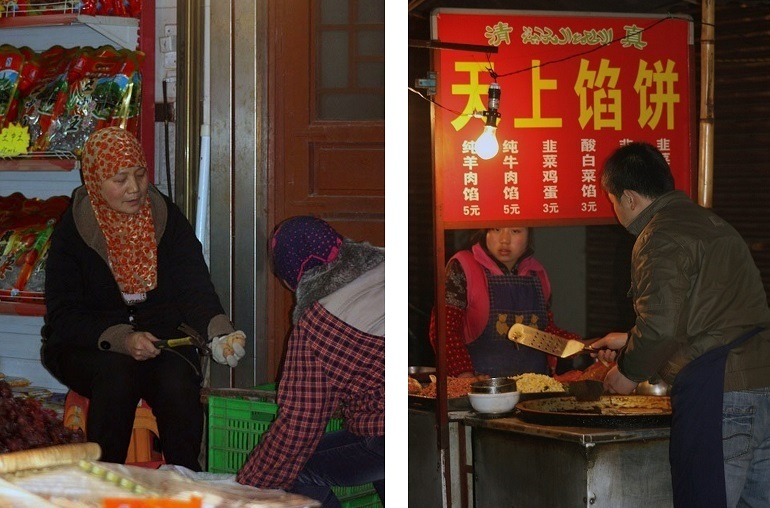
[0, 13, 141, 173]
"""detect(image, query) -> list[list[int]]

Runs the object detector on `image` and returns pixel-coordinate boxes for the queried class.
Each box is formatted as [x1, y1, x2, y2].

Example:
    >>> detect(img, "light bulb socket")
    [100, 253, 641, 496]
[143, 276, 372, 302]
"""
[487, 82, 501, 112]
[483, 82, 501, 127]
[484, 111, 500, 127]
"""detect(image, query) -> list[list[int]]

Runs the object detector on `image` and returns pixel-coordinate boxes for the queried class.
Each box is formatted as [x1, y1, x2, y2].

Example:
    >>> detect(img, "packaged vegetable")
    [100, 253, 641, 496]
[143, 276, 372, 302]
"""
[45, 46, 143, 155]
[0, 45, 24, 129]
[20, 46, 74, 151]
[0, 194, 69, 292]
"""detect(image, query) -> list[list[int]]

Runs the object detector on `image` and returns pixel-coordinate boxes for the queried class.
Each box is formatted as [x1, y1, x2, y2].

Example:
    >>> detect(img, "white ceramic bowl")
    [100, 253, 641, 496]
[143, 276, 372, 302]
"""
[468, 391, 520, 414]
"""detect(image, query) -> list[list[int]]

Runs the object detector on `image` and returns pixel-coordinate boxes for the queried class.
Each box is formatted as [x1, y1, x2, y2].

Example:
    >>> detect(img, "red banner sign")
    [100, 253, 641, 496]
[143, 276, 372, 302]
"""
[431, 9, 694, 226]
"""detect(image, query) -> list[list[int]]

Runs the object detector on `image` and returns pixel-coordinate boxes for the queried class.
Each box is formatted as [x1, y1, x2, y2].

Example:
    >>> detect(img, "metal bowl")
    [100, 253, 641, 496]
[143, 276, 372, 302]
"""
[635, 380, 671, 396]
[408, 366, 436, 384]
[470, 377, 517, 394]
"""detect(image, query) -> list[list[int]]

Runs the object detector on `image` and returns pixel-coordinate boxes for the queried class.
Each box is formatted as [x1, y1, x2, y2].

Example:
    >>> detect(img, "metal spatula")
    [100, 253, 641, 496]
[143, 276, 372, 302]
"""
[507, 323, 602, 358]
[568, 380, 605, 401]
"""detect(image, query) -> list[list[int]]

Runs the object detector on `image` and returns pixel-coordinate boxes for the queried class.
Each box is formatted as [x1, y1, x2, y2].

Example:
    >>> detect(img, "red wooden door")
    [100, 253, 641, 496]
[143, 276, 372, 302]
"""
[267, 0, 385, 377]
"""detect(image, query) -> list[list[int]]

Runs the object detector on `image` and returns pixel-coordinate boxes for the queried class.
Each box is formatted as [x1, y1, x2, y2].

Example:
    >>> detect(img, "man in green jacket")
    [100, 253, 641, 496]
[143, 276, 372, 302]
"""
[591, 142, 770, 508]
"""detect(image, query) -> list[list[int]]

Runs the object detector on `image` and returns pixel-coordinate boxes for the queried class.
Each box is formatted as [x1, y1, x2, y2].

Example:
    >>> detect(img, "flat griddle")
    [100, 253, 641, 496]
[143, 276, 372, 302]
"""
[515, 395, 672, 428]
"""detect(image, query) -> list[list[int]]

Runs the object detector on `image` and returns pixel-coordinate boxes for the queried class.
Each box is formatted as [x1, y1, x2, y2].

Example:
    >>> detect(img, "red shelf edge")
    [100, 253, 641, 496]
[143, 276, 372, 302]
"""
[0, 13, 81, 29]
[0, 13, 138, 30]
[0, 300, 46, 317]
[0, 158, 79, 172]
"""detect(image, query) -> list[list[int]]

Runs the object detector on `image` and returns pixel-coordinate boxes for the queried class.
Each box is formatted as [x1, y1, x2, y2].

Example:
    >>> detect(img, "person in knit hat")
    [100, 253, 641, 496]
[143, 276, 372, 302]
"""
[237, 215, 385, 508]
[270, 215, 344, 292]
[42, 127, 245, 470]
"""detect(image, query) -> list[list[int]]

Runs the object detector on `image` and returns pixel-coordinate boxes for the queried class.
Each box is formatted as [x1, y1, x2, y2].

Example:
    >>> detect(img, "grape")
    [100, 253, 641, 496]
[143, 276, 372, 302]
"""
[0, 380, 85, 452]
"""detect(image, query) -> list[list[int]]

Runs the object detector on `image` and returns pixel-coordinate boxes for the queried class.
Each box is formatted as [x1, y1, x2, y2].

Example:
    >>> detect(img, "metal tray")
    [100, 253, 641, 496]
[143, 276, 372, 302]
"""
[515, 395, 672, 428]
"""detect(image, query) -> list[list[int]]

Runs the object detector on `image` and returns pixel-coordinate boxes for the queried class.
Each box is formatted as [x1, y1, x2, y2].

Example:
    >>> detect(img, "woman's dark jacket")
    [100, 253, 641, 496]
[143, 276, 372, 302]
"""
[43, 185, 232, 369]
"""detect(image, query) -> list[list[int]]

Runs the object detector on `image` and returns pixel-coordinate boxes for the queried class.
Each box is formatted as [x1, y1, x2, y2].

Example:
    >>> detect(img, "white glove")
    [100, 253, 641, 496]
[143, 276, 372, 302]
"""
[210, 331, 247, 367]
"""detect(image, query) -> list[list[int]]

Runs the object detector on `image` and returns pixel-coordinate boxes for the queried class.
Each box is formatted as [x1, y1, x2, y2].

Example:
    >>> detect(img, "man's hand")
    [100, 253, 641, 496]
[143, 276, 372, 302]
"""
[210, 331, 247, 367]
[603, 365, 638, 395]
[590, 331, 630, 350]
[589, 331, 629, 365]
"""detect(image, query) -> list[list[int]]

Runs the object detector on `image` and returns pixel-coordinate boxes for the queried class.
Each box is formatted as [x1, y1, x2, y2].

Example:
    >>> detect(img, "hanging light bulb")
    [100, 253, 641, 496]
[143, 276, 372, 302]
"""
[475, 82, 501, 160]
[475, 124, 499, 160]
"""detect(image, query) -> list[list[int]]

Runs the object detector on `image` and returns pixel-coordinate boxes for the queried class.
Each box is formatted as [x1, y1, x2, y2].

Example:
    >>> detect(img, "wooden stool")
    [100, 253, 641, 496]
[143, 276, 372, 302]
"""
[63, 391, 164, 465]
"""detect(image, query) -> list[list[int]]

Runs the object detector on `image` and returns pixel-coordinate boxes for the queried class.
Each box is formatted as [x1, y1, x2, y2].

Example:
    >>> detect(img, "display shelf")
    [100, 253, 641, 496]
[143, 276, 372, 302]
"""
[0, 152, 79, 172]
[0, 3, 154, 322]
[0, 291, 45, 317]
[0, 14, 138, 50]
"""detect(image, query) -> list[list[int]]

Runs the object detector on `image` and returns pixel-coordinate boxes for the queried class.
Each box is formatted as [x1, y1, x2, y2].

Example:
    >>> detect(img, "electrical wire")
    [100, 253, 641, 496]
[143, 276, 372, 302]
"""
[408, 86, 465, 117]
[159, 346, 205, 379]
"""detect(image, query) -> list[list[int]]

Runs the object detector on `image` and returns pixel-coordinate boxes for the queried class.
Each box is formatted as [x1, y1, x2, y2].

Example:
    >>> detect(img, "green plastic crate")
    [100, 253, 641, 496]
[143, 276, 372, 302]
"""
[208, 396, 341, 472]
[340, 493, 382, 508]
[335, 484, 383, 507]
[207, 395, 380, 507]
[251, 382, 277, 391]
[334, 484, 377, 501]
[207, 397, 278, 474]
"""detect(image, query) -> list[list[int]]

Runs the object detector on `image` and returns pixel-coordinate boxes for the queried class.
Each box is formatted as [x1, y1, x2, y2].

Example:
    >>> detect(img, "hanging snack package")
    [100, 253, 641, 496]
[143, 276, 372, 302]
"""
[17, 47, 44, 96]
[11, 0, 77, 16]
[0, 224, 44, 292]
[45, 46, 143, 155]
[109, 50, 144, 136]
[20, 46, 75, 151]
[127, 0, 142, 17]
[0, 45, 25, 130]
[22, 196, 71, 292]
[0, 194, 69, 293]
[83, 0, 144, 18]
[8, 46, 42, 128]
[0, 193, 27, 232]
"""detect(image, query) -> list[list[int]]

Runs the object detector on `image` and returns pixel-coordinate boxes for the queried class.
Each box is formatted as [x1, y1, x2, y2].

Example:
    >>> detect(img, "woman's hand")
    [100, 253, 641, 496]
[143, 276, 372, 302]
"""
[126, 331, 161, 361]
[210, 331, 247, 368]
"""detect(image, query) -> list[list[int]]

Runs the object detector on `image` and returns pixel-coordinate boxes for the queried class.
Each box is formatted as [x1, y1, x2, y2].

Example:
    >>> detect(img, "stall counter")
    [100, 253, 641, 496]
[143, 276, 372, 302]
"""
[465, 414, 673, 508]
[408, 407, 474, 508]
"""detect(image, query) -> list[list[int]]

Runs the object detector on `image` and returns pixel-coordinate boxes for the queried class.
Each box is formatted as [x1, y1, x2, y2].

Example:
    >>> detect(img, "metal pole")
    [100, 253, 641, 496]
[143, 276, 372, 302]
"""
[175, 0, 203, 220]
[430, 61, 453, 506]
[698, 0, 716, 208]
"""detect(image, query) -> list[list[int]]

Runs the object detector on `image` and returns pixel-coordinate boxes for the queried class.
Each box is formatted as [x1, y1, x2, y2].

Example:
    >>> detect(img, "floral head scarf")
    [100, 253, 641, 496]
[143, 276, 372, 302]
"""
[270, 216, 343, 291]
[81, 127, 157, 294]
